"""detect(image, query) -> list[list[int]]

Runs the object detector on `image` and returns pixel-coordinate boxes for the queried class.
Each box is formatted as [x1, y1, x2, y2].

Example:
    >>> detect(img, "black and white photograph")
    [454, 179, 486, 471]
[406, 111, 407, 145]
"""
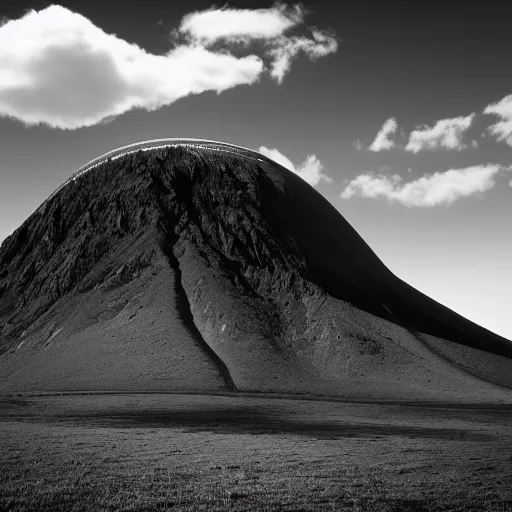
[0, 1, 511, 510]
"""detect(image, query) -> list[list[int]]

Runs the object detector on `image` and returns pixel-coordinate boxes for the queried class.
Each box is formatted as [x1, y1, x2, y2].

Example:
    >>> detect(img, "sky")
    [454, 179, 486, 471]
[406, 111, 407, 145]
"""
[0, 0, 511, 341]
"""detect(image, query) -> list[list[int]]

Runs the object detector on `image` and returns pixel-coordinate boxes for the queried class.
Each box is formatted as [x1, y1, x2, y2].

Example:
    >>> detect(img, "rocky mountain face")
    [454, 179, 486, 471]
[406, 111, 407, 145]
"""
[1, 144, 511, 400]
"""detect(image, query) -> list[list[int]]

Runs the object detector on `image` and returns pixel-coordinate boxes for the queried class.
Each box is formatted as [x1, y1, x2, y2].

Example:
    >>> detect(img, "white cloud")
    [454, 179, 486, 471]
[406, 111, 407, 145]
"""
[0, 4, 337, 130]
[368, 118, 398, 152]
[353, 138, 364, 150]
[267, 29, 338, 84]
[405, 114, 475, 153]
[341, 165, 503, 207]
[178, 4, 304, 43]
[259, 146, 332, 187]
[178, 5, 337, 84]
[483, 94, 512, 147]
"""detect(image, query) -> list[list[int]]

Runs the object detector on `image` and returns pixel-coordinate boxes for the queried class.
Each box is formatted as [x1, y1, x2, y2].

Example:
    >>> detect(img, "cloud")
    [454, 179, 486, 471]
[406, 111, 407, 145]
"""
[177, 4, 337, 84]
[341, 165, 503, 207]
[178, 4, 304, 43]
[266, 29, 338, 84]
[368, 118, 398, 152]
[0, 4, 337, 130]
[483, 94, 512, 147]
[353, 138, 364, 150]
[259, 146, 332, 186]
[405, 114, 475, 153]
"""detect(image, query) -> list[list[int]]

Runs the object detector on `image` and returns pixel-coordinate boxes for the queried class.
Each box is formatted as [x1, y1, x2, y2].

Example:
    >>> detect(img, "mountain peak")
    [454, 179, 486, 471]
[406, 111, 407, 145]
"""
[1, 143, 511, 401]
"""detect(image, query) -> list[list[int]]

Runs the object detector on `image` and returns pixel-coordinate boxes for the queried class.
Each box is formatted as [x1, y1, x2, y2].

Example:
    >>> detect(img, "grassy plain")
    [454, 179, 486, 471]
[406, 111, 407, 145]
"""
[1, 393, 511, 511]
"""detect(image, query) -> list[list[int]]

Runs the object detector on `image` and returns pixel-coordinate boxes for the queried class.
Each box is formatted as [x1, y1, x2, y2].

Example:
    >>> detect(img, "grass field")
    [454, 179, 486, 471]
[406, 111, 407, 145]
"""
[1, 393, 512, 511]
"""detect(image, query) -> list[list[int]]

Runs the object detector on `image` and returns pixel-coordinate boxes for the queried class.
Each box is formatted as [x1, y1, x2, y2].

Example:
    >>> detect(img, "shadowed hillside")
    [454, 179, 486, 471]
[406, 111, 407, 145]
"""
[1, 143, 511, 401]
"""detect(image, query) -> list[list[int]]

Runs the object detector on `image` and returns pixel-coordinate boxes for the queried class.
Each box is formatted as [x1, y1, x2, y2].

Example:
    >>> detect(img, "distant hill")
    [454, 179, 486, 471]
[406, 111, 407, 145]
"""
[1, 140, 511, 401]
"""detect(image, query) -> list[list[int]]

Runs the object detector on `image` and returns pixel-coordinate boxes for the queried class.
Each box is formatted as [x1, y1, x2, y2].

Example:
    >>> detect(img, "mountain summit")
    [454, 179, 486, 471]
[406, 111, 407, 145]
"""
[1, 140, 511, 401]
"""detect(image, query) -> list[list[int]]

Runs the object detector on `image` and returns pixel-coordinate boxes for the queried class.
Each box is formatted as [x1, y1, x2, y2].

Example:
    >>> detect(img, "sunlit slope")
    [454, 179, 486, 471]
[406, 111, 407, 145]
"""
[0, 143, 511, 400]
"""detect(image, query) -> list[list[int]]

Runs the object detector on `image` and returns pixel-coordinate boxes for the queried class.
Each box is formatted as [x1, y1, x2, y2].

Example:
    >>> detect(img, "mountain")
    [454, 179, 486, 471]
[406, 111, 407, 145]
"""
[1, 139, 511, 401]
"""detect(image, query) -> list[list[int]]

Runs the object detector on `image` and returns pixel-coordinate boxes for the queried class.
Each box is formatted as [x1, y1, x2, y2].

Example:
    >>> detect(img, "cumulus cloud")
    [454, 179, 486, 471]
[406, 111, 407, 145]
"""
[484, 94, 512, 147]
[178, 4, 304, 43]
[178, 5, 338, 84]
[368, 118, 398, 152]
[259, 146, 332, 187]
[0, 4, 337, 129]
[341, 165, 503, 207]
[405, 114, 475, 153]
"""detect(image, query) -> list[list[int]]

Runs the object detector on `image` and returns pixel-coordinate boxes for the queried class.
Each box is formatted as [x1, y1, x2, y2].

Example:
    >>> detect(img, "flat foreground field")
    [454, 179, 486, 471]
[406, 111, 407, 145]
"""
[1, 393, 511, 511]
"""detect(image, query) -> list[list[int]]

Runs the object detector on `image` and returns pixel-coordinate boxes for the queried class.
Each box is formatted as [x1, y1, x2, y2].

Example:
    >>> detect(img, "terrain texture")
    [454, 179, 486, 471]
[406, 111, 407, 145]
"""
[1, 142, 511, 401]
[1, 394, 512, 511]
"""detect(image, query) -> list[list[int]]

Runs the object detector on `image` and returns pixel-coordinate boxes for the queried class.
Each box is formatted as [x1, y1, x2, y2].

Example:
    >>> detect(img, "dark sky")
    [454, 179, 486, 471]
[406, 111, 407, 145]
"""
[0, 0, 511, 339]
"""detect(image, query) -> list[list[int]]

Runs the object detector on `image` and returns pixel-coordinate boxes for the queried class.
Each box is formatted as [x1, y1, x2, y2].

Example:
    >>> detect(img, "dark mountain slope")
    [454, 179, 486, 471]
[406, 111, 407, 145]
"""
[255, 160, 512, 359]
[0, 144, 511, 400]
